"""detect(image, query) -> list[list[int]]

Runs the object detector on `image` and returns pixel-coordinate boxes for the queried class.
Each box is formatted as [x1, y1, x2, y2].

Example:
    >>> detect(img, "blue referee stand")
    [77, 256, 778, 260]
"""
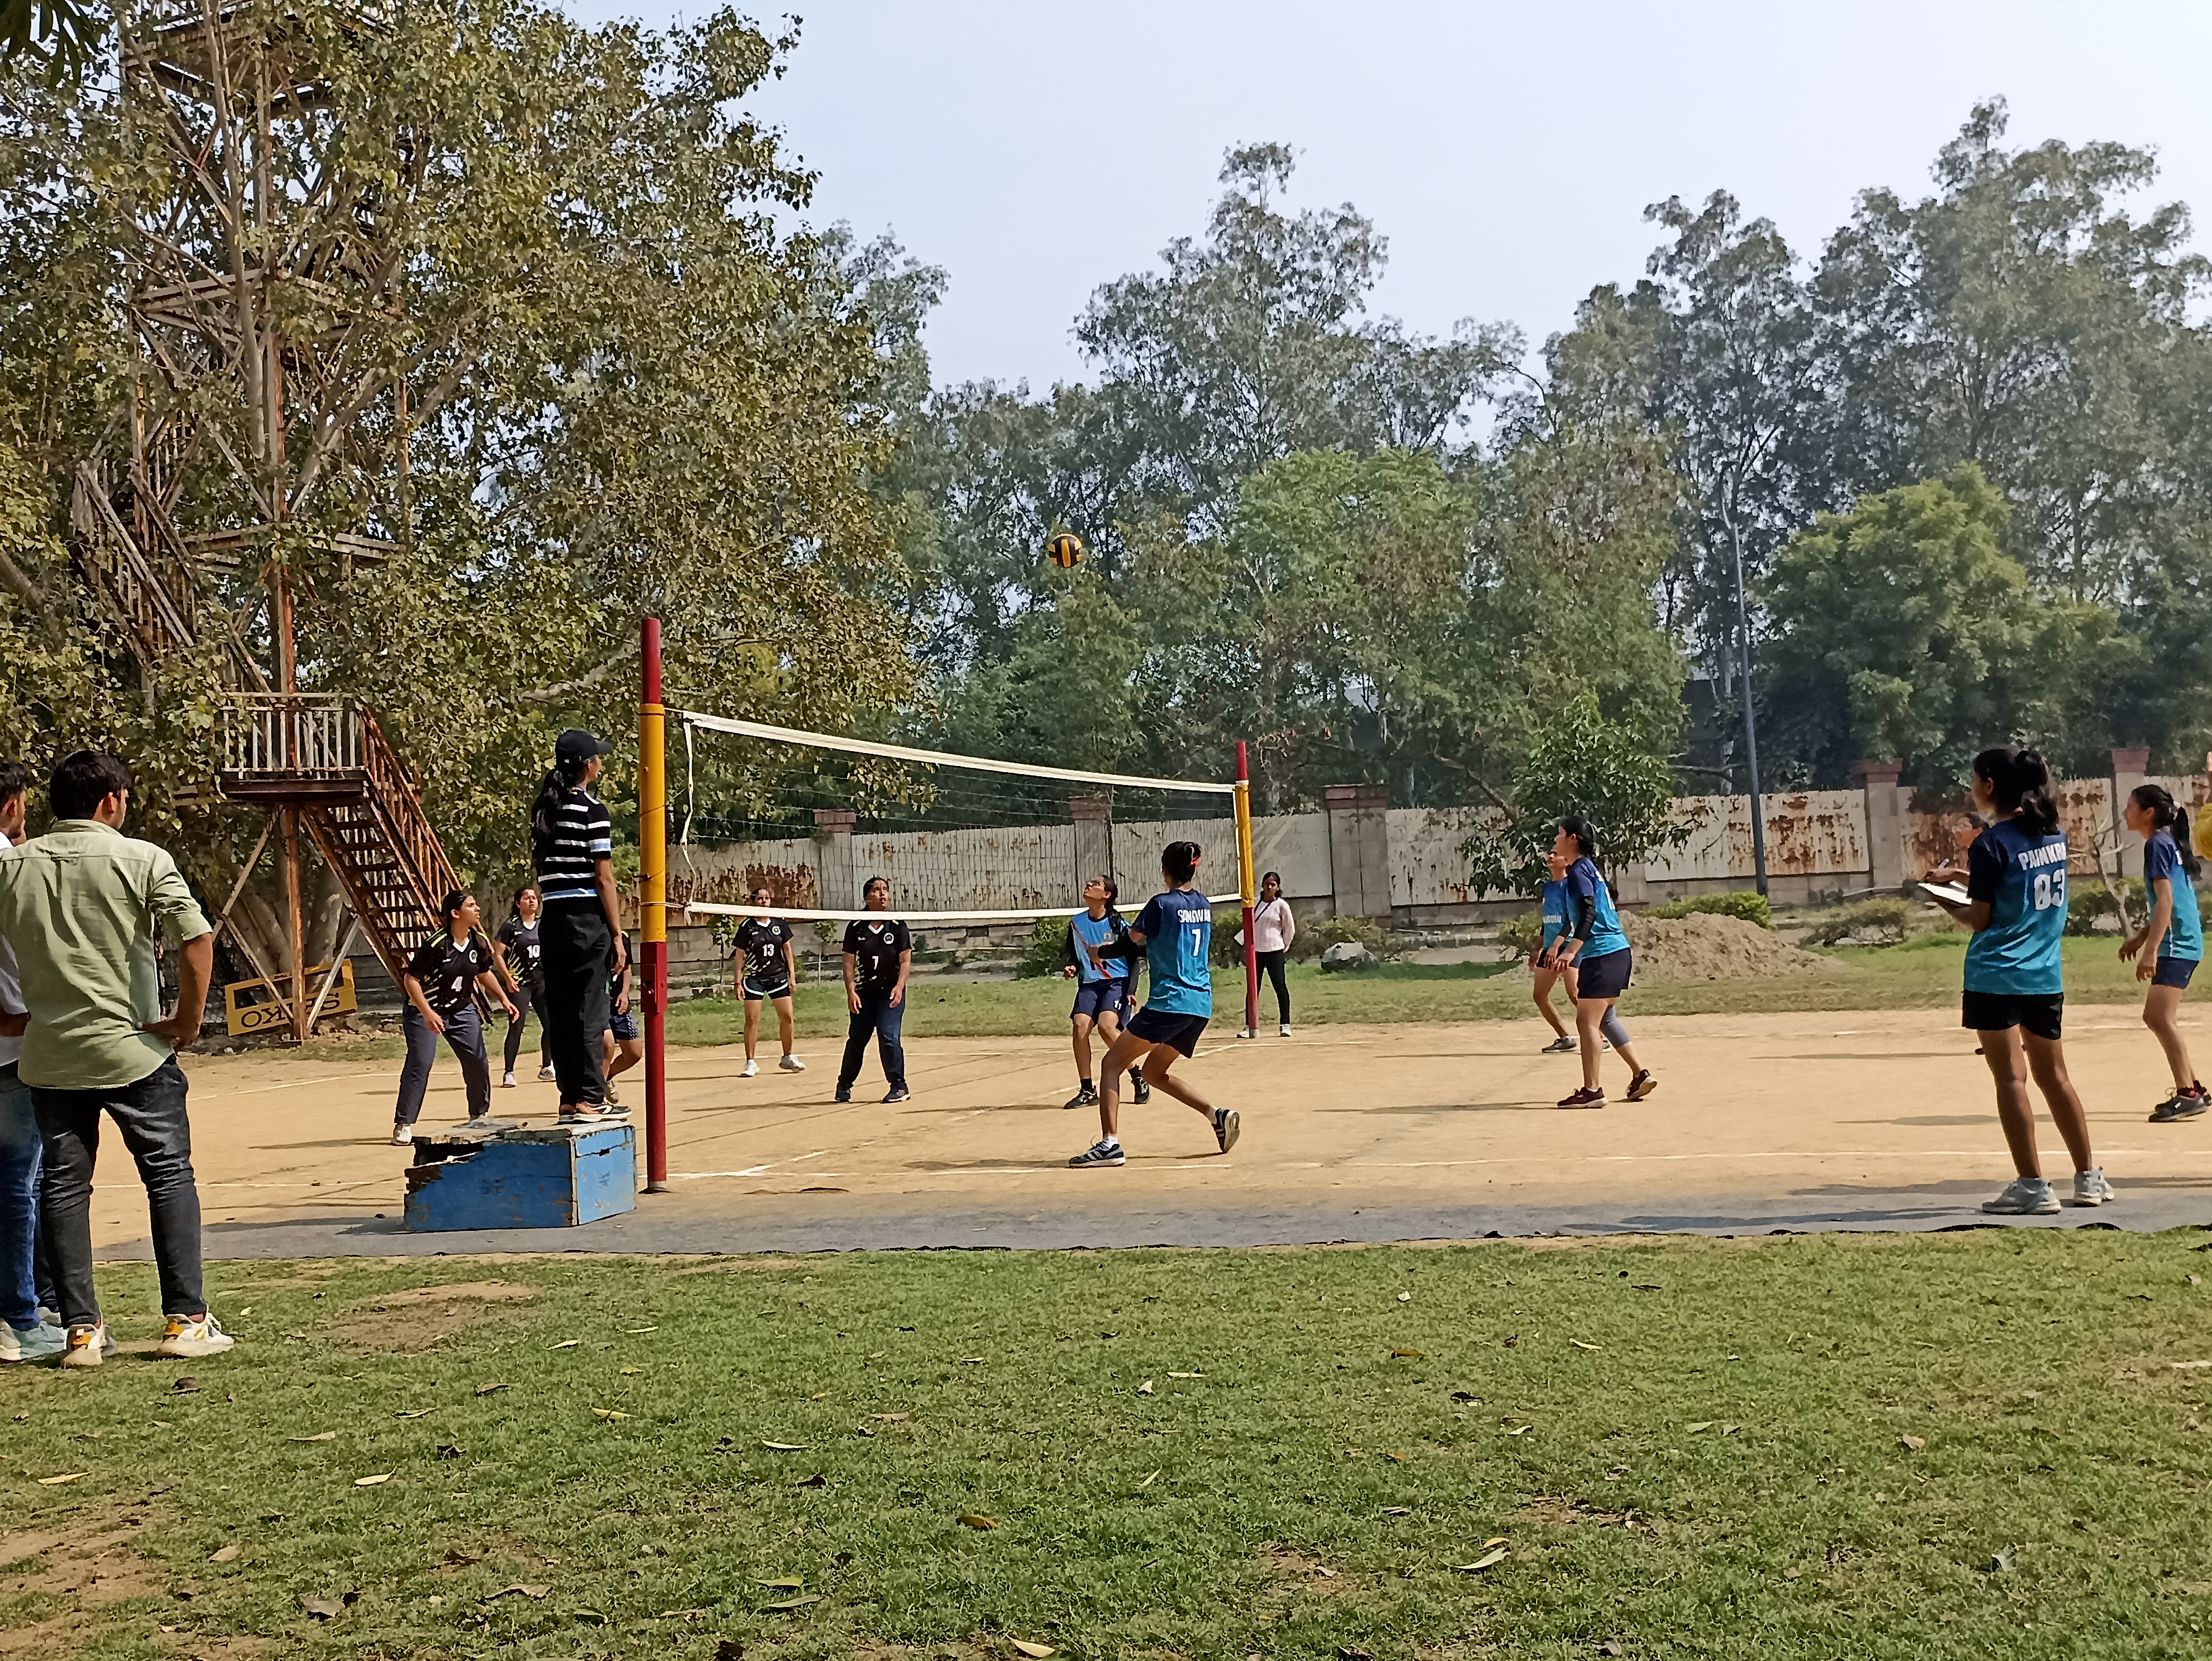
[404, 1121, 638, 1231]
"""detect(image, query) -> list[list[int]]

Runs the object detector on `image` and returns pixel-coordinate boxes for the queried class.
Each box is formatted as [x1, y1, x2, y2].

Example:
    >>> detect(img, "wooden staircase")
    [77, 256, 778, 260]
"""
[218, 695, 459, 985]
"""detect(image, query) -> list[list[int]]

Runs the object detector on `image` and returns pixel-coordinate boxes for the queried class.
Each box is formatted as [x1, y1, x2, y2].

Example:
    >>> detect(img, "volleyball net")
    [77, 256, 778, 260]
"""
[667, 710, 1253, 927]
[630, 618, 1262, 1194]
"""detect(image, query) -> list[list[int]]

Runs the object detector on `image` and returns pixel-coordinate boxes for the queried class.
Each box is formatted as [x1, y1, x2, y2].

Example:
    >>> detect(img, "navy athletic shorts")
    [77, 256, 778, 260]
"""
[2155, 956, 2200, 989]
[1071, 978, 1128, 1021]
[1574, 947, 1633, 1002]
[608, 1005, 640, 1042]
[1128, 1006, 1208, 1057]
[1961, 990, 2064, 1041]
[741, 970, 793, 1002]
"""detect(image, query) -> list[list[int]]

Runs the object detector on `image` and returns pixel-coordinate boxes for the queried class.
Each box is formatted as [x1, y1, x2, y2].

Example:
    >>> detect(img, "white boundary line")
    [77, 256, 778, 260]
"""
[676, 710, 1238, 795]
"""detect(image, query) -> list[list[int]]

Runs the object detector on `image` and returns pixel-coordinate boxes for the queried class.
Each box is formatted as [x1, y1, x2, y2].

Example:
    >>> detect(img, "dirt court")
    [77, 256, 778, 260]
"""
[77, 1003, 2212, 1262]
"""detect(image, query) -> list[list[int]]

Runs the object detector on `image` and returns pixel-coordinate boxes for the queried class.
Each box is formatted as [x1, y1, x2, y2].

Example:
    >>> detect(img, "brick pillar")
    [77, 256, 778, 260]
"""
[2112, 747, 2151, 879]
[1853, 758, 1905, 892]
[811, 808, 858, 910]
[1324, 783, 1391, 920]
[1071, 793, 1113, 901]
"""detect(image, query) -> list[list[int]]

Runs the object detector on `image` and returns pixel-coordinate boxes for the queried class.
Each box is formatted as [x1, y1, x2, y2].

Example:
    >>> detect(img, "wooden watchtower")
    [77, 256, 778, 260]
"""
[70, 0, 458, 1037]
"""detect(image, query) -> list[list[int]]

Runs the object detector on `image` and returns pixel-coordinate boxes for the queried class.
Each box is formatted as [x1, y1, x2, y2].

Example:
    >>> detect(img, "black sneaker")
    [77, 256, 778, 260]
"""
[1069, 1139, 1126, 1168]
[1213, 1107, 1240, 1154]
[1131, 1069, 1151, 1105]
[1626, 1070, 1659, 1102]
[1556, 1086, 1605, 1108]
[2149, 1086, 2208, 1123]
[1541, 1034, 1577, 1053]
[883, 1087, 910, 1104]
[1064, 1085, 1099, 1110]
[833, 1089, 852, 1104]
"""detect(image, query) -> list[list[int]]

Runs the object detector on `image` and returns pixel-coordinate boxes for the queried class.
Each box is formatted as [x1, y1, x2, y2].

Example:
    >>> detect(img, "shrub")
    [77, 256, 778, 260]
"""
[1300, 914, 1389, 963]
[1801, 897, 1913, 947]
[1211, 908, 1248, 967]
[1016, 915, 1069, 978]
[1495, 910, 1544, 957]
[2066, 876, 2144, 937]
[1650, 890, 1772, 930]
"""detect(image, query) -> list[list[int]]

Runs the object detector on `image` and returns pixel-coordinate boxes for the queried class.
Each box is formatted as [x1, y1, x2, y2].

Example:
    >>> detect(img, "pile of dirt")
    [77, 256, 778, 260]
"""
[1622, 910, 1828, 981]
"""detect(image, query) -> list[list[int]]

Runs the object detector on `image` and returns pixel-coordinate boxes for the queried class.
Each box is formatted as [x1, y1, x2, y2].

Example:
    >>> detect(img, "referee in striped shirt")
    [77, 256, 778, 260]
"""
[528, 729, 630, 1123]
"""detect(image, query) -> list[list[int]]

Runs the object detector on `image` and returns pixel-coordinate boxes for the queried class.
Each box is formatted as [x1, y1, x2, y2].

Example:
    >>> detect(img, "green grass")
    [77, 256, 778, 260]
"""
[10, 1234, 2212, 1658]
[289, 934, 2163, 1062]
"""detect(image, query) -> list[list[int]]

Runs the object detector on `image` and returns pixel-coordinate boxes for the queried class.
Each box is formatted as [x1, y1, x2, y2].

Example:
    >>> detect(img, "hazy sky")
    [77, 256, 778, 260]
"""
[565, 0, 2212, 392]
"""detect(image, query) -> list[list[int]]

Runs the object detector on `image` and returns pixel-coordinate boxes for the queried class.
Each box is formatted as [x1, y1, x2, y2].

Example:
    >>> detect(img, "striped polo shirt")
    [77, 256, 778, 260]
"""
[536, 786, 613, 904]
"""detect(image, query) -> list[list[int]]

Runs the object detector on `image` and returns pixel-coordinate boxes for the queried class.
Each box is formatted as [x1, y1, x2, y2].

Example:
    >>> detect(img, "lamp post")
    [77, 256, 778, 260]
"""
[1723, 496, 1769, 897]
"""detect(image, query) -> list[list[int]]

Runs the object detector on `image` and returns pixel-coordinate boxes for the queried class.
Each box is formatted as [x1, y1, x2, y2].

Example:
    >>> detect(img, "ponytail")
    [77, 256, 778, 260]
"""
[2131, 782, 2203, 880]
[529, 758, 588, 870]
[1972, 745, 2059, 836]
[1557, 814, 1597, 863]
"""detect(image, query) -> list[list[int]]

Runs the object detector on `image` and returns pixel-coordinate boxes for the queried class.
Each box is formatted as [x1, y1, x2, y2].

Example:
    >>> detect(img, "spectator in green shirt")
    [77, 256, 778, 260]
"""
[0, 751, 232, 1368]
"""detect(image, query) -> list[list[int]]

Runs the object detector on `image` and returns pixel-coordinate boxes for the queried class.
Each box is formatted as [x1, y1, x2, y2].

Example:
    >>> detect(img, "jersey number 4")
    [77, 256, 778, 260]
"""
[2032, 871, 2067, 911]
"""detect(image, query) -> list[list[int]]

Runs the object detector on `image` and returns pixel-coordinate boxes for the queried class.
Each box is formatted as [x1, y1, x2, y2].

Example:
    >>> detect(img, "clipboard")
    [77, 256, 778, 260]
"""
[1917, 880, 1970, 908]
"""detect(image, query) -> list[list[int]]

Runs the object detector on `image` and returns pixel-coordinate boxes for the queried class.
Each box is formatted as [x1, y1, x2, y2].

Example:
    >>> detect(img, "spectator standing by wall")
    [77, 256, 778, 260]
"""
[0, 751, 230, 1367]
[0, 760, 62, 1363]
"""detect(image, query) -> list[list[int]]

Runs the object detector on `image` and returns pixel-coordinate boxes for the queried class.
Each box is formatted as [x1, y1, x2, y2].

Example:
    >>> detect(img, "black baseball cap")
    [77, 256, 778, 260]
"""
[555, 728, 613, 764]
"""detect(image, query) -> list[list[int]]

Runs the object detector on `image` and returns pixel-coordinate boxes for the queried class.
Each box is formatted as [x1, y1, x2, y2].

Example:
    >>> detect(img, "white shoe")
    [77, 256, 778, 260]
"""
[779, 1054, 806, 1073]
[500, 1071, 517, 1088]
[741, 1058, 759, 1078]
[0, 1320, 65, 1363]
[60, 1323, 111, 1369]
[537, 1065, 556, 1082]
[2070, 1167, 2116, 1207]
[390, 1123, 414, 1146]
[1279, 1023, 1293, 1037]
[1981, 1177, 2059, 1216]
[157, 1313, 236, 1359]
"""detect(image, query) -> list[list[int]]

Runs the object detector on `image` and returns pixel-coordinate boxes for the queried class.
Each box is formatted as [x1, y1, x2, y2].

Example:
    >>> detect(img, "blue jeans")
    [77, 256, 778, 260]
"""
[838, 993, 907, 1094]
[34, 1055, 204, 1326]
[0, 1064, 43, 1329]
[395, 1003, 493, 1126]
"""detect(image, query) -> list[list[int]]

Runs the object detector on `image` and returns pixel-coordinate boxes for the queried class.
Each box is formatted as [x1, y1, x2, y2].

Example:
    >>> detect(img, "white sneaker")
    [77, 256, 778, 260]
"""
[60, 1323, 111, 1369]
[779, 1054, 806, 1073]
[537, 1064, 557, 1082]
[2070, 1167, 2116, 1207]
[0, 1320, 65, 1363]
[501, 1071, 517, 1088]
[157, 1313, 236, 1359]
[1279, 1023, 1293, 1037]
[390, 1123, 414, 1146]
[741, 1058, 759, 1078]
[1981, 1176, 2059, 1215]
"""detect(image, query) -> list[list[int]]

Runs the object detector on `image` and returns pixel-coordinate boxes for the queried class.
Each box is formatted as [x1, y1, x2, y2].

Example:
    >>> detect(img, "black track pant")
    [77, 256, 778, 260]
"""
[541, 903, 612, 1106]
[503, 974, 551, 1073]
[1257, 949, 1291, 1025]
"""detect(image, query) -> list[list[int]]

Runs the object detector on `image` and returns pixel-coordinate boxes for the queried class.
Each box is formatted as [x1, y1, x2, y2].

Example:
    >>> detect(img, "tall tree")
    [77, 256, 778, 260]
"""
[1, 0, 924, 955]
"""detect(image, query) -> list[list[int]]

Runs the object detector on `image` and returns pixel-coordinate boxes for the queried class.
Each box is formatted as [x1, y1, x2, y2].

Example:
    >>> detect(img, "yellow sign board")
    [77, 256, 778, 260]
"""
[223, 959, 358, 1037]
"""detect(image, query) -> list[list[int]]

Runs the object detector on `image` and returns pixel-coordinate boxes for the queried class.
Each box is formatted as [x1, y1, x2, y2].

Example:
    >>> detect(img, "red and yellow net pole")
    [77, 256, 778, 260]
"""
[1236, 739, 1259, 1039]
[640, 616, 670, 1193]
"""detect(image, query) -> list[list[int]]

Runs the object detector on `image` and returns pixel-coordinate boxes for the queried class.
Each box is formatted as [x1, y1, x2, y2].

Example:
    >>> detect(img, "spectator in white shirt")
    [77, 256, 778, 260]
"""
[1250, 872, 1296, 1036]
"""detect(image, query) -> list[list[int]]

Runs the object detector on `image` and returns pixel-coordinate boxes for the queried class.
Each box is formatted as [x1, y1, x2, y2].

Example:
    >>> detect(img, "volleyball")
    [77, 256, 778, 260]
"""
[1045, 530, 1085, 569]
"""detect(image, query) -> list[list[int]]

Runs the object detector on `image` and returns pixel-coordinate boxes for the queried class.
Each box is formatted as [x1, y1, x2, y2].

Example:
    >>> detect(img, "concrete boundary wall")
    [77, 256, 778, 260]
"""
[662, 750, 2208, 943]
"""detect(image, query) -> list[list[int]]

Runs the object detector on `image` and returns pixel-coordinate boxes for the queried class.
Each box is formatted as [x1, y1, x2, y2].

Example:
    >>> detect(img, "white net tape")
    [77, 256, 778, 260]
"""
[680, 895, 1244, 926]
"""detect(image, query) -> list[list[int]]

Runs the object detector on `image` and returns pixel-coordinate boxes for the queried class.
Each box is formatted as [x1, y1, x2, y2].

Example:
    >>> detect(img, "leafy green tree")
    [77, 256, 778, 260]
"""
[1, 0, 925, 957]
[1459, 693, 1696, 896]
[1760, 465, 2126, 786]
